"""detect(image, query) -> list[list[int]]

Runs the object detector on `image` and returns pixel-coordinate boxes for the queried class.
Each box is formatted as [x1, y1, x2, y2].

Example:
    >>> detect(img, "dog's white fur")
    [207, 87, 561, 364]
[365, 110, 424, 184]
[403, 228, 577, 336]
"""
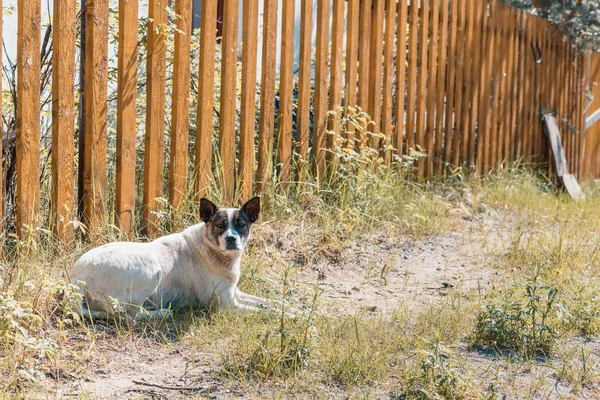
[70, 204, 276, 320]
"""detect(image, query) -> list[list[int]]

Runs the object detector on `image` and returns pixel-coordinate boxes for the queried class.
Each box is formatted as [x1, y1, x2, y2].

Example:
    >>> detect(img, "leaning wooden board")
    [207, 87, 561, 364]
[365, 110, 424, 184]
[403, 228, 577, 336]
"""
[543, 114, 585, 201]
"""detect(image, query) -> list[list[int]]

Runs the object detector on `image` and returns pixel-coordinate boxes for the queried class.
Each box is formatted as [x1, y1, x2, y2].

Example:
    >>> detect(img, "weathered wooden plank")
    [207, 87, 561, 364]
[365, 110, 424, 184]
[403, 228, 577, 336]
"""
[257, 0, 278, 191]
[277, 0, 295, 187]
[425, 0, 439, 179]
[296, 0, 313, 175]
[522, 12, 533, 163]
[476, 1, 492, 174]
[434, 0, 448, 176]
[357, 0, 372, 151]
[406, 2, 418, 156]
[115, 0, 138, 236]
[450, 0, 466, 167]
[515, 10, 526, 160]
[458, 0, 475, 167]
[327, 0, 344, 172]
[169, 0, 192, 209]
[195, 0, 218, 199]
[500, 5, 515, 165]
[16, 0, 41, 238]
[239, 0, 259, 202]
[416, 0, 430, 177]
[443, 0, 459, 169]
[368, 0, 384, 151]
[394, 0, 408, 162]
[219, 0, 239, 204]
[52, 0, 76, 242]
[345, 0, 359, 151]
[381, 0, 396, 164]
[466, 0, 483, 167]
[312, 0, 329, 178]
[490, 5, 503, 169]
[83, 0, 108, 235]
[143, 0, 167, 237]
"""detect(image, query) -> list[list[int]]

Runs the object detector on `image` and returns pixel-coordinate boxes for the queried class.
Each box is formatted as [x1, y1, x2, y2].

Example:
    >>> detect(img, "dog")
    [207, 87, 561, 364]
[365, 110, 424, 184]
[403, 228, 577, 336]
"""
[69, 197, 278, 320]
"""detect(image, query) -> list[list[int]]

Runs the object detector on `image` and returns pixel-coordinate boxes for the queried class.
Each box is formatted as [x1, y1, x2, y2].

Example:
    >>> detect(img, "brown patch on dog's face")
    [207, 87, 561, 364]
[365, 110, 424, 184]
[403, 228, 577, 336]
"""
[204, 210, 230, 248]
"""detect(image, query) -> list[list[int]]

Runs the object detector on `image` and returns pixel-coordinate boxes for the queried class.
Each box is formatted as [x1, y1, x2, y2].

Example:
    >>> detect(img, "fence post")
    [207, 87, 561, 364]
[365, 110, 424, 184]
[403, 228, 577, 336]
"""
[143, 0, 167, 237]
[381, 0, 396, 165]
[395, 0, 408, 165]
[16, 0, 41, 239]
[257, 0, 278, 193]
[195, 0, 218, 200]
[169, 0, 192, 209]
[277, 0, 295, 190]
[115, 0, 139, 237]
[357, 0, 372, 152]
[82, 0, 108, 235]
[434, 0, 449, 176]
[327, 0, 344, 173]
[345, 0, 359, 152]
[312, 0, 330, 179]
[406, 1, 418, 160]
[415, 0, 430, 178]
[239, 0, 259, 203]
[425, 0, 439, 179]
[296, 0, 313, 179]
[368, 0, 384, 151]
[51, 0, 76, 242]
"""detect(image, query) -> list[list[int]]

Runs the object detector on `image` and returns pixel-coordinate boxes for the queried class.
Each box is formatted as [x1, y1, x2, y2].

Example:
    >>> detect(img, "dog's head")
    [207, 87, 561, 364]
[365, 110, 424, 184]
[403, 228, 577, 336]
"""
[199, 197, 260, 255]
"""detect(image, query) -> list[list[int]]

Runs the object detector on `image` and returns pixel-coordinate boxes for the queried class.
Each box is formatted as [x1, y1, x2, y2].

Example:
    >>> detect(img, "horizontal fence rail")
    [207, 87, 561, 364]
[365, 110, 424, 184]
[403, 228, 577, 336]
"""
[6, 0, 598, 243]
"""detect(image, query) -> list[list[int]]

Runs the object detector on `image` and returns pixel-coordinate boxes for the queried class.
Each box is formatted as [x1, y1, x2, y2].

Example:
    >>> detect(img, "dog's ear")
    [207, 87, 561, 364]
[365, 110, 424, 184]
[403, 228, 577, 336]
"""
[200, 198, 218, 223]
[241, 196, 260, 223]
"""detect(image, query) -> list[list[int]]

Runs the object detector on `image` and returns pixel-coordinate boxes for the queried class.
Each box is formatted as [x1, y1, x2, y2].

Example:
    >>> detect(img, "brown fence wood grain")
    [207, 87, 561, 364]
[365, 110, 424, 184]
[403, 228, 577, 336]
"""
[143, 0, 167, 237]
[459, 0, 475, 166]
[239, 0, 259, 202]
[394, 0, 408, 162]
[434, 0, 449, 175]
[368, 0, 385, 151]
[443, 0, 459, 170]
[406, 2, 418, 156]
[195, 0, 218, 200]
[357, 0, 372, 151]
[345, 0, 359, 152]
[16, 0, 42, 238]
[381, 0, 396, 165]
[219, 0, 239, 204]
[425, 0, 439, 179]
[169, 0, 192, 209]
[451, 0, 467, 167]
[257, 0, 278, 192]
[312, 0, 330, 179]
[116, 0, 138, 236]
[52, 0, 76, 242]
[277, 0, 295, 188]
[82, 0, 108, 235]
[296, 0, 313, 175]
[327, 0, 344, 172]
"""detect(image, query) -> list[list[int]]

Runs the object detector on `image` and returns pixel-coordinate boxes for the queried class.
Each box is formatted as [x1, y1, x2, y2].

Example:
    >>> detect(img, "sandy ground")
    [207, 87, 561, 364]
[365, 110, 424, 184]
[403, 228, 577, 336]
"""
[36, 211, 600, 399]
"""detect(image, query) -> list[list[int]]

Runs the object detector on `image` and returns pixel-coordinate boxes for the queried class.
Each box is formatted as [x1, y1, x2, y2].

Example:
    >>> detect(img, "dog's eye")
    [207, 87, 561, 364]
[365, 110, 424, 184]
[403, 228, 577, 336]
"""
[238, 223, 246, 228]
[216, 223, 226, 229]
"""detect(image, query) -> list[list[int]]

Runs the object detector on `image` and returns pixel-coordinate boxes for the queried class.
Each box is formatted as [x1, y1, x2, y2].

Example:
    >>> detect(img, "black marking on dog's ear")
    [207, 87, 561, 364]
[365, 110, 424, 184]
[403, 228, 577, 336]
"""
[241, 196, 260, 223]
[200, 198, 218, 223]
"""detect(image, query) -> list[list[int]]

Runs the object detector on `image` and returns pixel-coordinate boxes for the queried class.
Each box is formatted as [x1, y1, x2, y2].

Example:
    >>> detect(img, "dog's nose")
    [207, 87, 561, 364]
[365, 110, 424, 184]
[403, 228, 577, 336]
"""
[225, 236, 238, 246]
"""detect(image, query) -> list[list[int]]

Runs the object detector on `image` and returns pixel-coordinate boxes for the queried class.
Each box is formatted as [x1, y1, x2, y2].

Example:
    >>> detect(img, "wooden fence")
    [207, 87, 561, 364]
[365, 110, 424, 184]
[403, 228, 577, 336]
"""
[6, 0, 596, 242]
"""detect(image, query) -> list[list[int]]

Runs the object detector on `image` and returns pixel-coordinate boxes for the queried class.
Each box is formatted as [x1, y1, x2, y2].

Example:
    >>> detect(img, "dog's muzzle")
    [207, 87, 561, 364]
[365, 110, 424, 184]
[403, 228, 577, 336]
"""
[224, 235, 241, 251]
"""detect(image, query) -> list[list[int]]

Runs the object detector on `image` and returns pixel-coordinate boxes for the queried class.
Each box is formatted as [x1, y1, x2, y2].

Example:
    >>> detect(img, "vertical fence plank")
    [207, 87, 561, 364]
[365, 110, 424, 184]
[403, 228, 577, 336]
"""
[312, 0, 330, 178]
[443, 0, 459, 169]
[345, 0, 359, 151]
[450, 0, 466, 167]
[500, 6, 513, 165]
[434, 0, 448, 176]
[523, 13, 534, 163]
[381, 0, 396, 164]
[16, 0, 41, 238]
[239, 0, 259, 201]
[406, 2, 418, 156]
[394, 0, 408, 162]
[277, 0, 295, 187]
[296, 0, 313, 174]
[466, 0, 483, 167]
[415, 0, 429, 177]
[257, 0, 278, 192]
[116, 0, 138, 236]
[507, 8, 520, 162]
[52, 0, 76, 242]
[458, 0, 475, 166]
[425, 0, 439, 179]
[490, 6, 503, 169]
[327, 0, 344, 171]
[357, 0, 372, 151]
[143, 0, 167, 237]
[195, 0, 218, 199]
[477, 1, 493, 174]
[219, 0, 239, 204]
[82, 0, 108, 235]
[368, 0, 384, 151]
[169, 0, 192, 208]
[514, 11, 526, 161]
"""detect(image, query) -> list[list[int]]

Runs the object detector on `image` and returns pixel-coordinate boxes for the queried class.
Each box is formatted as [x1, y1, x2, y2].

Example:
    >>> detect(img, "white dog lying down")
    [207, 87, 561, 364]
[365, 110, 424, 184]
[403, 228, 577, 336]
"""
[70, 197, 281, 320]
